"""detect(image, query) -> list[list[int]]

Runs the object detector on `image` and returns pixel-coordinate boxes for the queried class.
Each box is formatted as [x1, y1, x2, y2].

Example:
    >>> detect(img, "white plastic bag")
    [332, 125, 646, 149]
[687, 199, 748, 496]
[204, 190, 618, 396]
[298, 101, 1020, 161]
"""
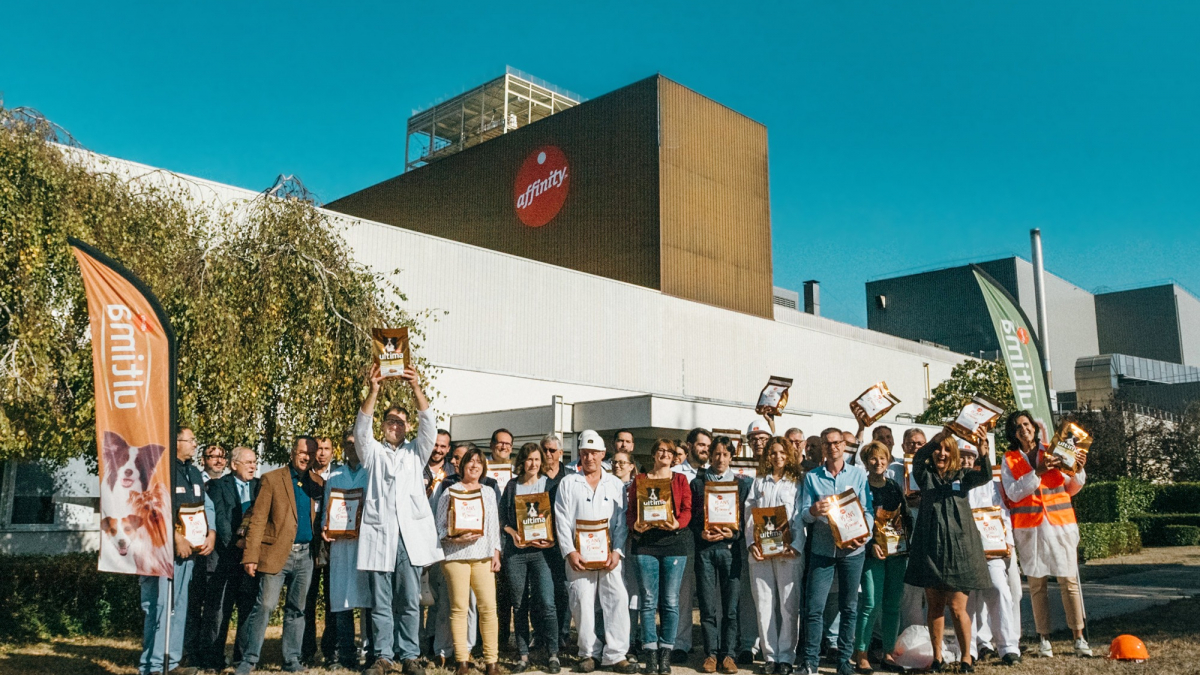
[892, 625, 934, 671]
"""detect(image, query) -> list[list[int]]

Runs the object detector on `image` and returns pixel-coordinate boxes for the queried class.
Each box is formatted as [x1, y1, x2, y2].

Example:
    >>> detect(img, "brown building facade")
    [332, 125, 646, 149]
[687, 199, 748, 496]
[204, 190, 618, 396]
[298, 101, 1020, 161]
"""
[328, 75, 774, 318]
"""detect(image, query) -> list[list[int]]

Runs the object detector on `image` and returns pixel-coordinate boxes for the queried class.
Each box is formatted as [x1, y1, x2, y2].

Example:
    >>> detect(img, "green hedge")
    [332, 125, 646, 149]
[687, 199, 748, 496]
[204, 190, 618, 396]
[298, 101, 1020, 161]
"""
[0, 553, 142, 642]
[1078, 522, 1142, 561]
[1130, 514, 1200, 546]
[1150, 483, 1200, 515]
[1160, 525, 1200, 547]
[1074, 478, 1158, 523]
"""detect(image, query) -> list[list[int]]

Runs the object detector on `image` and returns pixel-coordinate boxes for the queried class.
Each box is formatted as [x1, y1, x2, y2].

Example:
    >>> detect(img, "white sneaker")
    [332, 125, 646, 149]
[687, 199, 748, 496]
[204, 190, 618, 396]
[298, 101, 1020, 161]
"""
[1074, 638, 1093, 658]
[1038, 637, 1054, 658]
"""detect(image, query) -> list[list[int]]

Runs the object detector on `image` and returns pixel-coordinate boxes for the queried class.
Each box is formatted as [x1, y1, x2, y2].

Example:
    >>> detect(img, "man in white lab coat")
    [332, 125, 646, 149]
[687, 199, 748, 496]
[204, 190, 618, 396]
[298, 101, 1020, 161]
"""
[356, 363, 442, 675]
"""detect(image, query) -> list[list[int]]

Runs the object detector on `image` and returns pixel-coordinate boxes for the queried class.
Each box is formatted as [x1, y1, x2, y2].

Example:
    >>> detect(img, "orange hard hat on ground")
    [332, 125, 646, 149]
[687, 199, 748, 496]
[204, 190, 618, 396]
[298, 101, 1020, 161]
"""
[1108, 635, 1149, 662]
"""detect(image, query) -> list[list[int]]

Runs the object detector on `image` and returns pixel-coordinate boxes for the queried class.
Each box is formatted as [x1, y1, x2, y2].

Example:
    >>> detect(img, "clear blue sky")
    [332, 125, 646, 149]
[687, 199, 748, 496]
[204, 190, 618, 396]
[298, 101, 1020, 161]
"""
[4, 1, 1198, 326]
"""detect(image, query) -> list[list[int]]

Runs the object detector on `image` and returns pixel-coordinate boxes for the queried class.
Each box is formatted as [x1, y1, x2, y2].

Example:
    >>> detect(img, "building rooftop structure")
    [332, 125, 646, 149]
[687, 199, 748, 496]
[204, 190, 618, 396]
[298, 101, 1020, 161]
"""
[404, 66, 583, 173]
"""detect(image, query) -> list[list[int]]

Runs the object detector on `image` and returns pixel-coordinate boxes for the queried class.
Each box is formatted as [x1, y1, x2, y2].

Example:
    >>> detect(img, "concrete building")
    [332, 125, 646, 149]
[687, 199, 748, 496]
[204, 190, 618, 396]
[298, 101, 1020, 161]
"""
[867, 257, 1200, 413]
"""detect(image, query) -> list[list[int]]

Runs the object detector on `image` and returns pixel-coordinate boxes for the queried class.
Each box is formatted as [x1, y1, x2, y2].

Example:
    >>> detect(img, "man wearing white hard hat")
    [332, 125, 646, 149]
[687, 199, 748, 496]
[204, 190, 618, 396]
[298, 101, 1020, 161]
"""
[744, 419, 771, 460]
[958, 439, 1022, 667]
[554, 430, 636, 674]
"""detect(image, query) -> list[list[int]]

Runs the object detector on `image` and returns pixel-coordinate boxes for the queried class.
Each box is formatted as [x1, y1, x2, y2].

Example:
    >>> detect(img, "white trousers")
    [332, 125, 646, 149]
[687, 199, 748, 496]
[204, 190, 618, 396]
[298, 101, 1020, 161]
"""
[1008, 548, 1023, 638]
[568, 561, 631, 665]
[968, 557, 1020, 658]
[749, 556, 802, 665]
[674, 555, 695, 652]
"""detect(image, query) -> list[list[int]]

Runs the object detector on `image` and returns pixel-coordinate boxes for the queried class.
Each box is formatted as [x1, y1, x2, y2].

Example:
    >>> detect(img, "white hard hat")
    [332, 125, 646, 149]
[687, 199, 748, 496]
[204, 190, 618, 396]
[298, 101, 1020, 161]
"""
[957, 438, 979, 456]
[577, 430, 606, 453]
[747, 419, 771, 437]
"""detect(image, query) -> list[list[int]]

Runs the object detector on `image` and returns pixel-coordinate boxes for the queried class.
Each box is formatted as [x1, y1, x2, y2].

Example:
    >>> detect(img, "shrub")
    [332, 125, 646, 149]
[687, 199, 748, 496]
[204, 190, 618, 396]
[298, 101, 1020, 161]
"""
[1159, 525, 1200, 547]
[1078, 522, 1142, 561]
[1130, 514, 1200, 546]
[1150, 483, 1200, 515]
[1074, 478, 1157, 523]
[0, 553, 142, 642]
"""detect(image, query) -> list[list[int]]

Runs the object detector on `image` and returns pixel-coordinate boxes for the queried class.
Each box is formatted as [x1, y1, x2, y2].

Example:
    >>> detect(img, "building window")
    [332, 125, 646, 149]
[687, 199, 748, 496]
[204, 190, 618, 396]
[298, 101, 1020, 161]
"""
[8, 462, 57, 525]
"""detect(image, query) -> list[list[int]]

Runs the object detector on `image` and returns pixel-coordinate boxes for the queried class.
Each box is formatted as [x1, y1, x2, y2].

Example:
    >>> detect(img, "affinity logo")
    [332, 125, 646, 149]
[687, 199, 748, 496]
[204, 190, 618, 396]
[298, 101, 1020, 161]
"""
[514, 146, 569, 227]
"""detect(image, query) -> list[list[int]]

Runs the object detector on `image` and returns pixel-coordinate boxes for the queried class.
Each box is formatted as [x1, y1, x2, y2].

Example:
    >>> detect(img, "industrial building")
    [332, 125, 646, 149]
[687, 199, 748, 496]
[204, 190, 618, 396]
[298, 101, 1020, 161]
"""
[3, 70, 964, 553]
[867, 256, 1200, 414]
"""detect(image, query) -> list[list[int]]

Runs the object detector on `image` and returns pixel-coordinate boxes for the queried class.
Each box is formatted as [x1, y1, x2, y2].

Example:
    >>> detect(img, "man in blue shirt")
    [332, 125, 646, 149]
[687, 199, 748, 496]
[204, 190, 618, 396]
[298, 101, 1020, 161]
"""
[799, 428, 873, 675]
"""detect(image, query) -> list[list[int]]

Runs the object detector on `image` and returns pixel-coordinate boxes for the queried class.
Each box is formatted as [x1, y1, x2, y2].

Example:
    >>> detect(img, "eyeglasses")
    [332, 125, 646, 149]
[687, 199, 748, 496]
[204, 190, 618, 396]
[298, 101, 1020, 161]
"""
[204, 453, 227, 460]
[612, 460, 633, 466]
[383, 417, 406, 426]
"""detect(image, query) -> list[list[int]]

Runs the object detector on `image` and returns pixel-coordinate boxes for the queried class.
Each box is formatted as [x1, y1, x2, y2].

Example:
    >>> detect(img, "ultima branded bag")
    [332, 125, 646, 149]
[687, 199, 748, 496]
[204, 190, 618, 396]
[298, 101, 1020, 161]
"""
[635, 476, 677, 530]
[515, 492, 554, 545]
[372, 327, 411, 379]
[752, 505, 790, 557]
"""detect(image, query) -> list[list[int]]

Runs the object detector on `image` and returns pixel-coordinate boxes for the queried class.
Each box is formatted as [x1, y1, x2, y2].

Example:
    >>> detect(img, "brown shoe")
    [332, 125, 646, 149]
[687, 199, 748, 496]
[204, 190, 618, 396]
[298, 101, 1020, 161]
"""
[455, 662, 471, 675]
[485, 664, 500, 675]
[702, 656, 718, 673]
[720, 657, 738, 674]
[367, 659, 397, 675]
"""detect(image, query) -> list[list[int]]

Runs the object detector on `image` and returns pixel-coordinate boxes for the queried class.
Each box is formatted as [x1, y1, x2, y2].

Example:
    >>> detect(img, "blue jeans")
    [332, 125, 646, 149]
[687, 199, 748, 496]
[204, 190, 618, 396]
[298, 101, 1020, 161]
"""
[370, 541, 423, 661]
[505, 551, 560, 656]
[635, 554, 687, 650]
[240, 544, 314, 669]
[803, 552, 865, 670]
[139, 558, 194, 675]
[696, 545, 743, 658]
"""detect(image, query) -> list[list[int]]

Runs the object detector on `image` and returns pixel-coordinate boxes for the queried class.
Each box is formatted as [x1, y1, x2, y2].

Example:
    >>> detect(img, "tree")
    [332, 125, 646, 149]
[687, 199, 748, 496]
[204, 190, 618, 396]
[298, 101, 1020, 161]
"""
[917, 359, 1015, 449]
[1, 108, 434, 467]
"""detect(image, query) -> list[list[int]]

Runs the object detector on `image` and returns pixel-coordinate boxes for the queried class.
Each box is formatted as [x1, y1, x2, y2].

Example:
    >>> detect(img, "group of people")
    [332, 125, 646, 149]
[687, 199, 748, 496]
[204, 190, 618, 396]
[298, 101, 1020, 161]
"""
[138, 363, 1092, 675]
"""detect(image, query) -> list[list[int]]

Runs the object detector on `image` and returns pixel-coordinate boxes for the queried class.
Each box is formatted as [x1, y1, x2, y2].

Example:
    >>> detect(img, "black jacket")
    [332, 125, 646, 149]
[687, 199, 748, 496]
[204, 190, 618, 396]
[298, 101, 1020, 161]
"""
[206, 473, 261, 572]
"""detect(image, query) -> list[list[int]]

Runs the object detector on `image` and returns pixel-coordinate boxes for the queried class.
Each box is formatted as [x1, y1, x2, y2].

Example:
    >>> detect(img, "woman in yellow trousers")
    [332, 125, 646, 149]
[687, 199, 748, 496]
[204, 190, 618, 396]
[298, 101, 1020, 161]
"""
[436, 447, 503, 675]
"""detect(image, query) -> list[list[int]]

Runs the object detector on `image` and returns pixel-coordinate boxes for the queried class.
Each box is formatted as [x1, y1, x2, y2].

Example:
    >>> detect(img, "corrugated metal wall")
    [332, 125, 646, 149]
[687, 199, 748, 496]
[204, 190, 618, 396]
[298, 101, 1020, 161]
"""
[328, 77, 662, 292]
[338, 214, 967, 420]
[657, 78, 774, 318]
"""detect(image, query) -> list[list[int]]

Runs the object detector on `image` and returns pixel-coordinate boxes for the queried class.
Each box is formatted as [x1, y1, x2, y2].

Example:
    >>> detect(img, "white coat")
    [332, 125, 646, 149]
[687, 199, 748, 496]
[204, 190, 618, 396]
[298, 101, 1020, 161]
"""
[355, 408, 444, 571]
[325, 462, 372, 609]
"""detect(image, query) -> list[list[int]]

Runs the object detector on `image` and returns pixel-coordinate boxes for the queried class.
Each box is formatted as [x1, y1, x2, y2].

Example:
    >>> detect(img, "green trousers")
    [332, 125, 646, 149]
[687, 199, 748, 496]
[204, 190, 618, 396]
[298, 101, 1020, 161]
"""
[854, 554, 907, 653]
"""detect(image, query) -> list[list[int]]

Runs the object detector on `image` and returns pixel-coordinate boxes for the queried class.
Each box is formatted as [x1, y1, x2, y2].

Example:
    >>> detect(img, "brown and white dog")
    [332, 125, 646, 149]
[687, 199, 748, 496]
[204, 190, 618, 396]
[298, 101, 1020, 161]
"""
[99, 431, 171, 575]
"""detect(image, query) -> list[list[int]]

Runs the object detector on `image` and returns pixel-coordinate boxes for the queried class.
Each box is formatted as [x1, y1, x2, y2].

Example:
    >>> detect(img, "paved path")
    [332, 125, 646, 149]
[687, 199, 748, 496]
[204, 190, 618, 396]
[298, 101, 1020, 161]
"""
[1020, 546, 1200, 635]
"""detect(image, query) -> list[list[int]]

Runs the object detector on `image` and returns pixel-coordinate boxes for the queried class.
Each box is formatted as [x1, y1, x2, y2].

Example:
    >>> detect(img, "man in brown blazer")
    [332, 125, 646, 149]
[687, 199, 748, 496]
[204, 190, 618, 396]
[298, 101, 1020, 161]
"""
[235, 437, 323, 675]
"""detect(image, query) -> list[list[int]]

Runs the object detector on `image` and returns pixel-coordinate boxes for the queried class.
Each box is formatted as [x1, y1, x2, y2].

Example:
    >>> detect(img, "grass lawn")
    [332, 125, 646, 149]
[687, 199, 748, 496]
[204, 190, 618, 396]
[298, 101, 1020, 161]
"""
[3, 548, 1198, 675]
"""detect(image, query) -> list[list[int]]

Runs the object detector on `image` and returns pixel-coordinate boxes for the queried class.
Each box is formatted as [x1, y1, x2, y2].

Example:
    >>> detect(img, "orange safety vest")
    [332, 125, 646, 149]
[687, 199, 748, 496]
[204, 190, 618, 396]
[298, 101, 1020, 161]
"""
[1003, 448, 1076, 528]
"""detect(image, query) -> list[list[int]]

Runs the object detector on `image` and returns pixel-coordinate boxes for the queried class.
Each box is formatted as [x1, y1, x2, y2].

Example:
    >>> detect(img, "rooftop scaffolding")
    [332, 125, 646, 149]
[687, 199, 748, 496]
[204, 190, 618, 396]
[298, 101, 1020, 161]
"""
[404, 67, 583, 173]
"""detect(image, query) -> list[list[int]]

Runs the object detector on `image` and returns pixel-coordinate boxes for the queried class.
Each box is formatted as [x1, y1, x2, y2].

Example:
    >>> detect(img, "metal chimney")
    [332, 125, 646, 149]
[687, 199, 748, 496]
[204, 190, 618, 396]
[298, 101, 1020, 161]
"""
[1030, 229, 1053, 390]
[803, 280, 820, 316]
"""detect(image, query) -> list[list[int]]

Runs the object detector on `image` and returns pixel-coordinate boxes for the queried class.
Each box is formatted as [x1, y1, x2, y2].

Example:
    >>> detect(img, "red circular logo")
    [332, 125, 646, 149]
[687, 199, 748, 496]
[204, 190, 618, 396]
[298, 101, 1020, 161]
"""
[1017, 327, 1029, 345]
[514, 146, 569, 227]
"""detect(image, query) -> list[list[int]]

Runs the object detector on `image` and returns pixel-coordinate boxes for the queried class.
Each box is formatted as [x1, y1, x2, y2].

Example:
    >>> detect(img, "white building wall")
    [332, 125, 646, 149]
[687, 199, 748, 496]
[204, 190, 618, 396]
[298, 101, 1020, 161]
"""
[1014, 258, 1098, 391]
[68, 150, 971, 426]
